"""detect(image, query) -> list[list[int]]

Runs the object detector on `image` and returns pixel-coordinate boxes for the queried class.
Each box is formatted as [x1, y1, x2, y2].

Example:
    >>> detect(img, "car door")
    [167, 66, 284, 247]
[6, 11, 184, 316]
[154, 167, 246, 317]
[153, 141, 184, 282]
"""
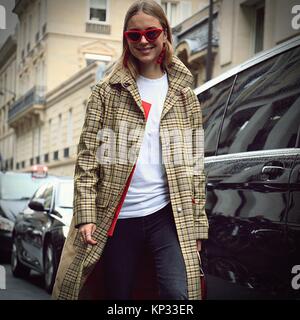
[204, 45, 300, 299]
[22, 183, 54, 271]
[286, 153, 300, 299]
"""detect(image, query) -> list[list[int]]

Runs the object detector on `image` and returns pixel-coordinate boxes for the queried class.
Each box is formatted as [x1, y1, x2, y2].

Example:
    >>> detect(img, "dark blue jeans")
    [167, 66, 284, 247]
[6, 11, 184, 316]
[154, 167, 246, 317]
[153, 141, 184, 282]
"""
[102, 202, 188, 300]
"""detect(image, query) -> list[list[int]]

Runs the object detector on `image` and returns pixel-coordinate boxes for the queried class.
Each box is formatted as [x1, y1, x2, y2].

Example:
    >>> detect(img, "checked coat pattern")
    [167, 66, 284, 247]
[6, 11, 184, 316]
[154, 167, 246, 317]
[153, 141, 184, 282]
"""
[52, 56, 209, 300]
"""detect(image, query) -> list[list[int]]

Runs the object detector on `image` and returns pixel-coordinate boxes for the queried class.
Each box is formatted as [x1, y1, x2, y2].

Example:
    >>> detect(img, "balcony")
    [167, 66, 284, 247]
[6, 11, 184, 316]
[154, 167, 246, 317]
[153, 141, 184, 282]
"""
[8, 86, 46, 128]
[86, 22, 111, 34]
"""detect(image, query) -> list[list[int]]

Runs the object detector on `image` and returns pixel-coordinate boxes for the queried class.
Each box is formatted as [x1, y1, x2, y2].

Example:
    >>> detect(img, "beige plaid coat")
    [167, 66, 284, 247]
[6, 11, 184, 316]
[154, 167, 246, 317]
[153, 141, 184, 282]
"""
[52, 56, 208, 300]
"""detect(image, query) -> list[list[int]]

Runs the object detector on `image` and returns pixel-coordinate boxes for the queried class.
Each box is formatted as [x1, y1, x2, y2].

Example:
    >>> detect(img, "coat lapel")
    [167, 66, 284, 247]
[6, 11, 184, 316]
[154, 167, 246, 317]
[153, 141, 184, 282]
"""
[108, 56, 194, 120]
[109, 66, 145, 118]
[160, 56, 194, 120]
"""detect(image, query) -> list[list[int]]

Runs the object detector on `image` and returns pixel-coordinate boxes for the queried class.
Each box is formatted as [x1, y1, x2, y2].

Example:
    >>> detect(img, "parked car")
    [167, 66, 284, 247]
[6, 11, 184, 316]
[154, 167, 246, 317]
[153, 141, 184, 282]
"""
[196, 35, 300, 299]
[11, 177, 73, 293]
[0, 168, 56, 258]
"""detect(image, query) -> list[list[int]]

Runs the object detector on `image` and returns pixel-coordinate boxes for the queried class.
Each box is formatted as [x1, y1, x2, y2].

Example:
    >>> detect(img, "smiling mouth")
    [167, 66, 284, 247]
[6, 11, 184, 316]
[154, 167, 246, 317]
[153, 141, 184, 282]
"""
[136, 47, 155, 52]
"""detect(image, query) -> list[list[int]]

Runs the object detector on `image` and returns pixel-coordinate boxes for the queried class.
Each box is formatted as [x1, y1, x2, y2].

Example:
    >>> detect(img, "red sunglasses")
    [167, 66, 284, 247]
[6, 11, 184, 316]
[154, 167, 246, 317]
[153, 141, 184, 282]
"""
[124, 28, 163, 43]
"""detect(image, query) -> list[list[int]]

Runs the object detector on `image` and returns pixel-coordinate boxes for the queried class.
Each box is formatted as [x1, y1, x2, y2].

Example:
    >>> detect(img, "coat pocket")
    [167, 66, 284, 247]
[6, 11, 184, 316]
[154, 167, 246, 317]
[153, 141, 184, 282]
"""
[96, 182, 112, 208]
[95, 193, 111, 208]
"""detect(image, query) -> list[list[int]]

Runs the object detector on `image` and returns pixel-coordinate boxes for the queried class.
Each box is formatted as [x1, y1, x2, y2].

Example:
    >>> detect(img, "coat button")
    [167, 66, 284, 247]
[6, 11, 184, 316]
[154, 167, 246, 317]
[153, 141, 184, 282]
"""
[123, 83, 130, 88]
[139, 119, 144, 124]
[177, 207, 182, 213]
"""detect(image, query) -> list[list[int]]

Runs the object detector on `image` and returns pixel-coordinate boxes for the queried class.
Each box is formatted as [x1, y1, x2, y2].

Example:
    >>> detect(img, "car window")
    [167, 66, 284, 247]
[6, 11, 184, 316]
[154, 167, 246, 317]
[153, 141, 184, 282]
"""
[33, 183, 49, 200]
[198, 76, 235, 157]
[0, 174, 54, 200]
[57, 181, 73, 208]
[43, 185, 53, 209]
[217, 46, 300, 155]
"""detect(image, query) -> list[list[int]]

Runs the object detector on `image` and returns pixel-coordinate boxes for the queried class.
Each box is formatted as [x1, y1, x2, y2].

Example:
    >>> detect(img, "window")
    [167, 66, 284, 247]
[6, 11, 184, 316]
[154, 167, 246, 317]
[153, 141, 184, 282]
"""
[48, 118, 52, 156]
[53, 150, 59, 160]
[33, 183, 53, 210]
[38, 125, 41, 156]
[254, 4, 265, 53]
[43, 185, 53, 210]
[58, 113, 62, 151]
[197, 76, 235, 157]
[162, 1, 179, 27]
[89, 0, 107, 23]
[217, 47, 300, 155]
[64, 147, 69, 158]
[67, 109, 73, 146]
[33, 184, 48, 200]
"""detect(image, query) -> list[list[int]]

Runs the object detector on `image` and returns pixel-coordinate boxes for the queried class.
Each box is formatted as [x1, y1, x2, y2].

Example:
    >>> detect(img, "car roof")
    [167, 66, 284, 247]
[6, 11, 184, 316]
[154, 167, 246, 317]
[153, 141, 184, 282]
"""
[0, 171, 72, 184]
[0, 171, 71, 178]
[194, 35, 300, 95]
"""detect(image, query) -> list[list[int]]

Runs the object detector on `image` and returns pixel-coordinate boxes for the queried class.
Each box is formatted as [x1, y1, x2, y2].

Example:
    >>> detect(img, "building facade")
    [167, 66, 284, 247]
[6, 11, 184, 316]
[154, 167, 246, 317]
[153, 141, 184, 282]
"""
[0, 35, 17, 171]
[0, 0, 201, 176]
[174, 0, 300, 87]
[4, 0, 298, 175]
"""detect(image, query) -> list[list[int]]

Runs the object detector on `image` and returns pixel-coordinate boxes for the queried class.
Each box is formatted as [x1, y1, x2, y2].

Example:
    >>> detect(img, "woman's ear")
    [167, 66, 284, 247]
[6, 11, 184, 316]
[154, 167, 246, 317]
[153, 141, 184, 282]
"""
[163, 29, 168, 42]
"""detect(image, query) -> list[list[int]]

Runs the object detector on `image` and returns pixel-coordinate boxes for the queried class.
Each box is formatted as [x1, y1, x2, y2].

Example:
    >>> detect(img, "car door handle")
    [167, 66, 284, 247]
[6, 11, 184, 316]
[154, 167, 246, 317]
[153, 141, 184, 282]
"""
[251, 229, 283, 235]
[261, 165, 284, 176]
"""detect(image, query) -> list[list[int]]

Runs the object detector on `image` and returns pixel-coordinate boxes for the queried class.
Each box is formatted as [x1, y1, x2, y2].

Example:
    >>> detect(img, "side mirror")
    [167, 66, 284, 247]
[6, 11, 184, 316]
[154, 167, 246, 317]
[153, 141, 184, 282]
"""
[28, 198, 46, 212]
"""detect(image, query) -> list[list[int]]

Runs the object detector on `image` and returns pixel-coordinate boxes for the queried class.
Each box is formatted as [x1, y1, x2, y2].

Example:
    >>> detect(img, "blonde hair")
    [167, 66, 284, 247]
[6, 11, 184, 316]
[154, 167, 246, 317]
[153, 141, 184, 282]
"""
[106, 0, 173, 82]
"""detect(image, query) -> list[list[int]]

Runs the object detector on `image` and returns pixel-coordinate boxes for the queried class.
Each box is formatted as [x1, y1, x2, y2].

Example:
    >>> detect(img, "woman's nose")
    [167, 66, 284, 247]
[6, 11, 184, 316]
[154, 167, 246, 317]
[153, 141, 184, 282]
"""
[140, 35, 149, 44]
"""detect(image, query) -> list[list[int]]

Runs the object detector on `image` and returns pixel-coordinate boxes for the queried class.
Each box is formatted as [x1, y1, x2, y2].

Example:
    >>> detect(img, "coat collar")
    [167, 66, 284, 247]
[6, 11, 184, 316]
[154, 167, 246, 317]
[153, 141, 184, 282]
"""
[108, 55, 194, 91]
[108, 55, 194, 119]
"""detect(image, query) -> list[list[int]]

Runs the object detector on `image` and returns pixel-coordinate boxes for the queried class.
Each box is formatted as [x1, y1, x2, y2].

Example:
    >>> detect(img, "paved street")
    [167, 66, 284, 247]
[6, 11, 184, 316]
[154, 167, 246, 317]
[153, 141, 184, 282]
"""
[0, 261, 51, 300]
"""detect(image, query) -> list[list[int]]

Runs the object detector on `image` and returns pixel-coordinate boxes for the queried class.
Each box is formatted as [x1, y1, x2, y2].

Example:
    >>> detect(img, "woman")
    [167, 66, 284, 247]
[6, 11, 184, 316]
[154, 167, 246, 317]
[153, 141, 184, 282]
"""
[52, 0, 208, 300]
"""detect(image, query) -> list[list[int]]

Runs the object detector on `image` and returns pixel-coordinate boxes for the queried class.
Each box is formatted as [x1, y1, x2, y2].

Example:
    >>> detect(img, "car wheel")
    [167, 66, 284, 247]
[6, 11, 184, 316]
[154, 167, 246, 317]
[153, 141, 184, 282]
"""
[11, 240, 30, 278]
[44, 241, 57, 294]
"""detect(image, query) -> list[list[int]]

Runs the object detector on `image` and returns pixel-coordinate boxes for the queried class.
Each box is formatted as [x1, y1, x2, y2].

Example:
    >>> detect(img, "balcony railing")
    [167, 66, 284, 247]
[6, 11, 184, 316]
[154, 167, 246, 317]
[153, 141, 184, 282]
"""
[86, 22, 111, 34]
[8, 86, 46, 121]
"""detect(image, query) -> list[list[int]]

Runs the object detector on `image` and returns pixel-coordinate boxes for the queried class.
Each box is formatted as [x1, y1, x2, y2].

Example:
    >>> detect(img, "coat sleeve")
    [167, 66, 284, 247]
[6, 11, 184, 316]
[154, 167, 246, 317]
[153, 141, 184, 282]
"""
[73, 83, 104, 228]
[191, 90, 209, 240]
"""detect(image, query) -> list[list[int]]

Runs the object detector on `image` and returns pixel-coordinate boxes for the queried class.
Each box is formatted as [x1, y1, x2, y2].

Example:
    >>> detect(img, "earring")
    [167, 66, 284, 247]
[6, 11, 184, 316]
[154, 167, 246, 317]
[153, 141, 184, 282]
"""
[123, 48, 129, 67]
[156, 44, 166, 65]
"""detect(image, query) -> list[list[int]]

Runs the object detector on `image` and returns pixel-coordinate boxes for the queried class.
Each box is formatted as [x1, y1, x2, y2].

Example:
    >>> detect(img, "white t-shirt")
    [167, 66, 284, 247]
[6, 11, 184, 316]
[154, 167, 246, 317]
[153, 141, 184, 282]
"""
[118, 73, 170, 219]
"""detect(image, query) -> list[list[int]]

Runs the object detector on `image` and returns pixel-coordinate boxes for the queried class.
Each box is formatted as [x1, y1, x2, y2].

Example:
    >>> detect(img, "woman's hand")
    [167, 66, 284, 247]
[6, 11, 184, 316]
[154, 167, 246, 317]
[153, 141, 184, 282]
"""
[79, 223, 97, 245]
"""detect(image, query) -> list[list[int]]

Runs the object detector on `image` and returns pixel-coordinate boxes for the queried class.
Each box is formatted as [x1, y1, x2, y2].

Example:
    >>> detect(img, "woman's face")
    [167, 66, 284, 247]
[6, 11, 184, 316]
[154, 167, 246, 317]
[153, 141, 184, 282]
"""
[125, 12, 167, 67]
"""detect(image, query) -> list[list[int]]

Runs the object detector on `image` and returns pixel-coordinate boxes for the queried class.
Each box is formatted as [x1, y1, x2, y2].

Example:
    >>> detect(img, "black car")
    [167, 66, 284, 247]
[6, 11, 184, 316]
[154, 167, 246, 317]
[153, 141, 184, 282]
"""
[11, 177, 73, 293]
[196, 36, 300, 299]
[0, 170, 56, 258]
